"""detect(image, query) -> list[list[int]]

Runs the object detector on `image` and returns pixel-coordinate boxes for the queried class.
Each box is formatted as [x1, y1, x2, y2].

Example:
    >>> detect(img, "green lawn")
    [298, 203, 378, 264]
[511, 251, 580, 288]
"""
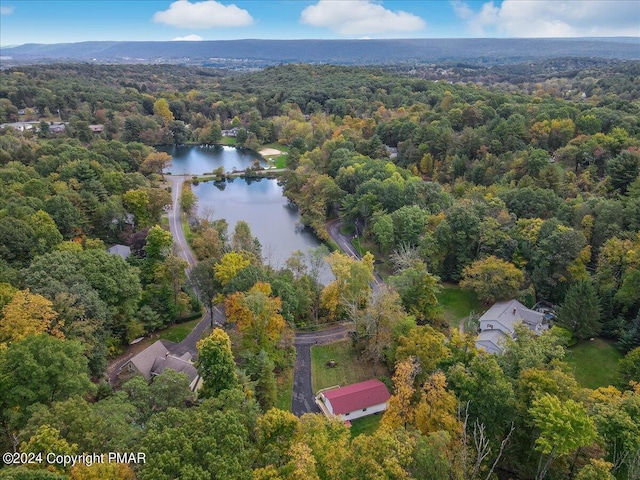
[259, 143, 289, 169]
[311, 340, 387, 395]
[437, 283, 485, 330]
[157, 318, 202, 343]
[565, 338, 622, 389]
[273, 155, 288, 169]
[181, 213, 193, 243]
[275, 367, 294, 412]
[349, 414, 382, 437]
[220, 137, 237, 146]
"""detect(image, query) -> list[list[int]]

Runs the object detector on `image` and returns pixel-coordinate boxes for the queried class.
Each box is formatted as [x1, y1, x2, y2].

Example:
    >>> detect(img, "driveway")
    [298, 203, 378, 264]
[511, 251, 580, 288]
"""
[291, 324, 350, 416]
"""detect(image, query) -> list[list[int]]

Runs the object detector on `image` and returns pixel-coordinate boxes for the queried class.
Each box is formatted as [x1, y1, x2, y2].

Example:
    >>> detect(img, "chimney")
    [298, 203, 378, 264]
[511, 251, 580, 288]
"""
[512, 308, 517, 315]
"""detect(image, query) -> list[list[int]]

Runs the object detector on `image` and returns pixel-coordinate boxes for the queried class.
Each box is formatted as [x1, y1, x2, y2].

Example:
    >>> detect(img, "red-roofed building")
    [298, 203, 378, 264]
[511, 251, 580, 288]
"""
[315, 379, 391, 421]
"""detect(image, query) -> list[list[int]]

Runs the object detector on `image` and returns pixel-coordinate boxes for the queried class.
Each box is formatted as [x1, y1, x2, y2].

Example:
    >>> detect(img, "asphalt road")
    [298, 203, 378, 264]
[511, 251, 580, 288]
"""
[290, 219, 380, 416]
[291, 324, 350, 416]
[109, 185, 373, 413]
[326, 219, 383, 287]
[167, 175, 197, 269]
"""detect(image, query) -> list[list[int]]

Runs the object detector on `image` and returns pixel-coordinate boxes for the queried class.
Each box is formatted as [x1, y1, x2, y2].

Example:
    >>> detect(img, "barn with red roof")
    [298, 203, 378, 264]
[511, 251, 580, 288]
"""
[315, 379, 391, 421]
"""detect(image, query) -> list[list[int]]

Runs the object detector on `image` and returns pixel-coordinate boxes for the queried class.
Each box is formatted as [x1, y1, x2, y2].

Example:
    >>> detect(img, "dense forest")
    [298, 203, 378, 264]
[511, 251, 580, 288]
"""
[0, 59, 639, 480]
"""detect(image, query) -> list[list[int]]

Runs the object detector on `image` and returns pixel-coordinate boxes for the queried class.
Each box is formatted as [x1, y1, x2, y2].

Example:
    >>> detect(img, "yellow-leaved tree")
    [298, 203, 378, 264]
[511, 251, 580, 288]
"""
[225, 282, 287, 356]
[214, 251, 251, 287]
[415, 371, 461, 438]
[382, 356, 419, 430]
[0, 289, 63, 346]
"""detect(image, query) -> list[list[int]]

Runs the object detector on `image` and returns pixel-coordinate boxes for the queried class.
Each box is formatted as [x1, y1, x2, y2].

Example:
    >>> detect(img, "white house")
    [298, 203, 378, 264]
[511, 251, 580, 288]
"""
[475, 299, 549, 354]
[315, 379, 390, 421]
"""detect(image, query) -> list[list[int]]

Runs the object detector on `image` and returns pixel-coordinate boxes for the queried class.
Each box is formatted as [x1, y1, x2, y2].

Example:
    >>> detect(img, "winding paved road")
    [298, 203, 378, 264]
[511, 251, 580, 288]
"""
[290, 219, 385, 415]
[166, 175, 225, 358]
[110, 180, 364, 413]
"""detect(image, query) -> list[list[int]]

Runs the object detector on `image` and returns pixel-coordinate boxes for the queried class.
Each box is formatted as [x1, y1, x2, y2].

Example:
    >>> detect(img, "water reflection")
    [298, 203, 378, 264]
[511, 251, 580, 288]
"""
[159, 144, 265, 175]
[193, 177, 333, 285]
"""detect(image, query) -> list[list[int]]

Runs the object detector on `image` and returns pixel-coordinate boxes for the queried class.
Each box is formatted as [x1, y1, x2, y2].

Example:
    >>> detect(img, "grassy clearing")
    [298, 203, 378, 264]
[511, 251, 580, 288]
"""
[180, 213, 193, 243]
[220, 137, 237, 146]
[565, 338, 622, 389]
[349, 414, 383, 437]
[311, 340, 387, 394]
[275, 367, 294, 412]
[437, 283, 485, 330]
[273, 155, 287, 169]
[157, 318, 202, 343]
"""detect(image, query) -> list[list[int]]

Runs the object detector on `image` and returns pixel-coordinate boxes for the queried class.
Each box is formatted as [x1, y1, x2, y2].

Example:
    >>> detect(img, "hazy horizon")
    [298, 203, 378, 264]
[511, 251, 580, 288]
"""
[1, 1, 638, 47]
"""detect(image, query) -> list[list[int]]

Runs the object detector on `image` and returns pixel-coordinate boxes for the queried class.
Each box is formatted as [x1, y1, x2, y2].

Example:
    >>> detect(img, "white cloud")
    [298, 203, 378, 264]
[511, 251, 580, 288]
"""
[300, 0, 426, 36]
[450, 0, 473, 20]
[172, 34, 204, 41]
[452, 0, 640, 37]
[0, 5, 15, 15]
[153, 0, 253, 29]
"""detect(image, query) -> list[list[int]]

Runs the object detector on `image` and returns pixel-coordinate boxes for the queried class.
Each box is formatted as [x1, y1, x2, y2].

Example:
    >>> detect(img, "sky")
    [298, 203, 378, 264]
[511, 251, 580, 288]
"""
[0, 0, 639, 46]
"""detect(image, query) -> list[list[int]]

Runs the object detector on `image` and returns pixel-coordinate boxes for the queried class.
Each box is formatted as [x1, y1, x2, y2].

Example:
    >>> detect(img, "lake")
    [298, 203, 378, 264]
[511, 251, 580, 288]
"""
[159, 144, 265, 175]
[166, 145, 331, 283]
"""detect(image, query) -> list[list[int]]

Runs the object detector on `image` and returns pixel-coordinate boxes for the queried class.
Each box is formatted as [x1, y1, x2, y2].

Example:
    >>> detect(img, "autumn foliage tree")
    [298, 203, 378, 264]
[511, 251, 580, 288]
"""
[382, 356, 419, 429]
[0, 289, 63, 346]
[196, 328, 238, 398]
[321, 251, 374, 324]
[530, 394, 596, 480]
[140, 151, 172, 179]
[225, 282, 288, 359]
[460, 255, 525, 303]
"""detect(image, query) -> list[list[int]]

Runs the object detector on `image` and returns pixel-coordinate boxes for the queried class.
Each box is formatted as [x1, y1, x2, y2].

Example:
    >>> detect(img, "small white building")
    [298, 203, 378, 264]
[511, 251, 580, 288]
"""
[315, 379, 390, 421]
[475, 299, 550, 354]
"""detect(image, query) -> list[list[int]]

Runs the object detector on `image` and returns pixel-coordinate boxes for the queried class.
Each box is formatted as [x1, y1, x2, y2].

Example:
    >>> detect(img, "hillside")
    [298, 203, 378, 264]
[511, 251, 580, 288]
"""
[2, 37, 639, 68]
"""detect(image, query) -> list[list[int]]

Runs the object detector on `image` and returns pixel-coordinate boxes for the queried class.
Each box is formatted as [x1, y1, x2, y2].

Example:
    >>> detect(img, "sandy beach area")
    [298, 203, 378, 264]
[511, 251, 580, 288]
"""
[259, 148, 283, 156]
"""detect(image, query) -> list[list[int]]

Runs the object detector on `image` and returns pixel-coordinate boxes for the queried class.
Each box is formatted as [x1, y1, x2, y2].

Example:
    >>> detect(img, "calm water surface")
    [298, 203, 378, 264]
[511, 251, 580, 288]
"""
[160, 144, 265, 175]
[164, 145, 332, 283]
[193, 178, 332, 284]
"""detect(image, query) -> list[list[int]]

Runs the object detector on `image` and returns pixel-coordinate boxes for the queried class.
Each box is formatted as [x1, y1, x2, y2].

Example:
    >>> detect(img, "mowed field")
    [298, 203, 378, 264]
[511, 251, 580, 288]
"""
[311, 340, 388, 395]
[565, 338, 623, 389]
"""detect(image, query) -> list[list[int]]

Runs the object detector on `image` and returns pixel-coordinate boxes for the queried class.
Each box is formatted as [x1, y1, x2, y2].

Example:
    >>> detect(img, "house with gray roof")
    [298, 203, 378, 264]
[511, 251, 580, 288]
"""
[107, 244, 131, 259]
[475, 299, 549, 354]
[118, 340, 201, 392]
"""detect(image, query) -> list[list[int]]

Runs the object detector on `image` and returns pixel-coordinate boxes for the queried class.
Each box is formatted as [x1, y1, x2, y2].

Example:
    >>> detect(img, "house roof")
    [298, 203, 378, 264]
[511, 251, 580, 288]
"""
[127, 340, 170, 379]
[478, 299, 544, 334]
[476, 329, 508, 353]
[323, 379, 390, 415]
[151, 355, 199, 384]
[107, 244, 131, 259]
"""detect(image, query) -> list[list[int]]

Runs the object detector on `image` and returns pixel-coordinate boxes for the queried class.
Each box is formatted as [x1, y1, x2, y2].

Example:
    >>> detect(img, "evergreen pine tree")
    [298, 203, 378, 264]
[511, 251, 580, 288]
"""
[556, 280, 601, 340]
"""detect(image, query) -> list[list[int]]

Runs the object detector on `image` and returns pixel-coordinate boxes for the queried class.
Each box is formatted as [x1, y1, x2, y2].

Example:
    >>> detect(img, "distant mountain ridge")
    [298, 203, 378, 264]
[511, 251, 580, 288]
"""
[2, 38, 639, 67]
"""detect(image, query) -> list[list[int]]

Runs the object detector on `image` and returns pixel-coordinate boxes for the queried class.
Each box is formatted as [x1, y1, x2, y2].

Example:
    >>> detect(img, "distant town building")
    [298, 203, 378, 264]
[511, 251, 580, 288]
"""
[222, 127, 239, 137]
